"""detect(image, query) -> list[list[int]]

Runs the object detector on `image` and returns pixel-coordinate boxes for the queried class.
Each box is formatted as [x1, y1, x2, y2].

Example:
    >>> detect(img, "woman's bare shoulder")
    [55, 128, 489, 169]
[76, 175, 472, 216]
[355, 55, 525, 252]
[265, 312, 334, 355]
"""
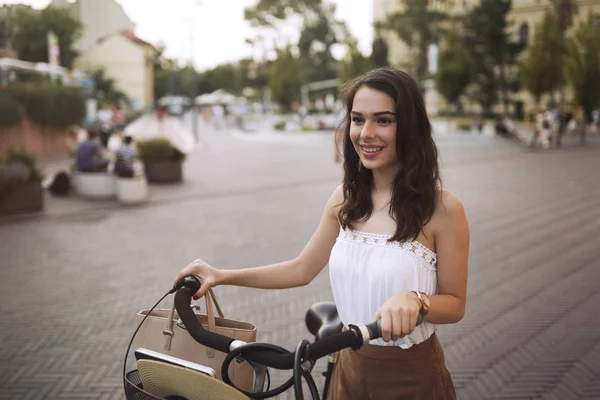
[325, 185, 344, 219]
[332, 184, 344, 202]
[327, 184, 345, 215]
[434, 188, 467, 223]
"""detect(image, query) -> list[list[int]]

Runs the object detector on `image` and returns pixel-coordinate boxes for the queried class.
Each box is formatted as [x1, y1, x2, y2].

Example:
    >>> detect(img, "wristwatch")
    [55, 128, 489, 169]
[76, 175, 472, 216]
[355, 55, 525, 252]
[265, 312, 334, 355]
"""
[411, 291, 431, 316]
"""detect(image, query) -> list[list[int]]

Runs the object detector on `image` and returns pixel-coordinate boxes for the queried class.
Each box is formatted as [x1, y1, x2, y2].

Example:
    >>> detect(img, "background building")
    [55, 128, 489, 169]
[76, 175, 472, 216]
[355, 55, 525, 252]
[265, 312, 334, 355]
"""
[510, 0, 600, 47]
[51, 0, 135, 53]
[51, 0, 155, 110]
[74, 30, 156, 110]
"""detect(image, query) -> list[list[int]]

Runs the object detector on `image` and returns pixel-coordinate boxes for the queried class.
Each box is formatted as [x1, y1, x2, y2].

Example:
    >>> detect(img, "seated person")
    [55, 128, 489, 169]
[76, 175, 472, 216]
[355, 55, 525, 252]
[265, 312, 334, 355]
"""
[114, 135, 137, 178]
[75, 128, 109, 172]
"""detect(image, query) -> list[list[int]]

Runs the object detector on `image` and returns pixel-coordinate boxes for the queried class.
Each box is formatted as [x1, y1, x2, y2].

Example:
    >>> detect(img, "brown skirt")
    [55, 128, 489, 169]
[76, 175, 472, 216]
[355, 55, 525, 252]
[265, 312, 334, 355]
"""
[328, 333, 456, 400]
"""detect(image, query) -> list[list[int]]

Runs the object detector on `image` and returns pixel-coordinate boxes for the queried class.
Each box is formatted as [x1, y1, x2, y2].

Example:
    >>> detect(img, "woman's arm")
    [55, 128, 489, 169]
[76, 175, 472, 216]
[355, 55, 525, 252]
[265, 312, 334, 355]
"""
[175, 185, 344, 297]
[425, 190, 470, 324]
[374, 190, 470, 342]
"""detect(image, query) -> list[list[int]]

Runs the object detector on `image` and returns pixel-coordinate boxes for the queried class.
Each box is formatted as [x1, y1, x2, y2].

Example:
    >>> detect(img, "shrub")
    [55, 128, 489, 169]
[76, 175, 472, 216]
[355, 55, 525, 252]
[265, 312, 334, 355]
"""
[3, 82, 86, 129]
[0, 163, 30, 187]
[0, 148, 42, 197]
[4, 148, 42, 182]
[273, 121, 286, 131]
[0, 92, 24, 128]
[457, 122, 472, 131]
[136, 138, 186, 163]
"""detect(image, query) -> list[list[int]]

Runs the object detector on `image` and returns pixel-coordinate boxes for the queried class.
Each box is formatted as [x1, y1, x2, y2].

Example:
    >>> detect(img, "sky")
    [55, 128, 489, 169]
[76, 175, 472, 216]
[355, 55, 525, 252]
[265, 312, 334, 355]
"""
[2, 0, 374, 71]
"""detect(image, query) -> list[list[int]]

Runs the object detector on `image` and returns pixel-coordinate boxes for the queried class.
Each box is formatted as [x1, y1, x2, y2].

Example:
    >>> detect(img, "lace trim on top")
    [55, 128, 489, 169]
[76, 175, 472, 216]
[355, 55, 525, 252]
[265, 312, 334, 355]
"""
[338, 229, 437, 267]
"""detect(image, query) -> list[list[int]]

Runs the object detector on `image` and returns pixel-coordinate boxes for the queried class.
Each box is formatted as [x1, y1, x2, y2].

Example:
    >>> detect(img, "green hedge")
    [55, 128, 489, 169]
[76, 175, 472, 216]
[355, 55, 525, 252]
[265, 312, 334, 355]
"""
[0, 83, 86, 129]
[137, 138, 186, 163]
[273, 121, 286, 131]
[0, 92, 24, 128]
[1, 148, 42, 182]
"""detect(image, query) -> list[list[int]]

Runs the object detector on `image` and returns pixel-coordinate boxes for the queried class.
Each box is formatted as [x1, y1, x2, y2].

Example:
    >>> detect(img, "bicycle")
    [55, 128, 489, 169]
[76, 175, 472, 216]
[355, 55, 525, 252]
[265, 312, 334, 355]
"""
[123, 275, 421, 399]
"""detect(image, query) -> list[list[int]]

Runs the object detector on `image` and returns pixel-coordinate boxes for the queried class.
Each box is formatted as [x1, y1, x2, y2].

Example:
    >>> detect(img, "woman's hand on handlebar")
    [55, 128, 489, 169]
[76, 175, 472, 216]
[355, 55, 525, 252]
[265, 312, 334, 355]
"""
[174, 259, 223, 298]
[373, 291, 421, 342]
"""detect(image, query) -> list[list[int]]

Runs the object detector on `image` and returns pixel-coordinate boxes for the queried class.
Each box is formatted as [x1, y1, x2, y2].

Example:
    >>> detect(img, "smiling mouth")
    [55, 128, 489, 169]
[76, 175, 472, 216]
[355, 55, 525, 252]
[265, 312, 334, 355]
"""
[361, 146, 383, 153]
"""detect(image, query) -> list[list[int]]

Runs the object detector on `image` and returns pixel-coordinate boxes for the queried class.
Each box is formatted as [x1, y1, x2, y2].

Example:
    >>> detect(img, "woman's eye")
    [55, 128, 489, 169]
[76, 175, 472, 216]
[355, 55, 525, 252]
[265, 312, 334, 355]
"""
[378, 118, 392, 124]
[352, 117, 364, 124]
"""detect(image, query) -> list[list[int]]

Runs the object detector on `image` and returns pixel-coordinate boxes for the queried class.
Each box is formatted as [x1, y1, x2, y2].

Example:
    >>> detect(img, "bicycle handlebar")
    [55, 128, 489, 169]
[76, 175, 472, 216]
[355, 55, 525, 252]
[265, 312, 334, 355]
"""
[173, 276, 383, 370]
[173, 279, 235, 352]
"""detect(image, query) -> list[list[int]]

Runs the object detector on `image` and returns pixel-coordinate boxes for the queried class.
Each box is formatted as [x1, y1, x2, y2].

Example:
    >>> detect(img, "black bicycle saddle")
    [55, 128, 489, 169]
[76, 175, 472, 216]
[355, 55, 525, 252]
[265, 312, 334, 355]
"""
[305, 301, 343, 341]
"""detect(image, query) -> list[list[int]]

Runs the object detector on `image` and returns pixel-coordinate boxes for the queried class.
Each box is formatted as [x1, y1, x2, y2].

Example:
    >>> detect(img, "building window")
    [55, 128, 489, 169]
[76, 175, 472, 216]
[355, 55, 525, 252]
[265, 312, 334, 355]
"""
[594, 14, 600, 27]
[519, 23, 530, 45]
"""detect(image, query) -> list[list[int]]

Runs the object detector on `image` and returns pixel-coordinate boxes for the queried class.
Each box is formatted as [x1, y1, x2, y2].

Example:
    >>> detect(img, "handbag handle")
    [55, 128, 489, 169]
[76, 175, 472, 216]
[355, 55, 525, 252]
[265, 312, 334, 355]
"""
[207, 288, 225, 319]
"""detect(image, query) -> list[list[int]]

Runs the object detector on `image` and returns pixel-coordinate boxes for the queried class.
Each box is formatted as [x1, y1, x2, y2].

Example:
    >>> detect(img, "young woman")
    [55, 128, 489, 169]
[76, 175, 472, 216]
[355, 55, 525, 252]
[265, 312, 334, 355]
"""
[175, 67, 469, 399]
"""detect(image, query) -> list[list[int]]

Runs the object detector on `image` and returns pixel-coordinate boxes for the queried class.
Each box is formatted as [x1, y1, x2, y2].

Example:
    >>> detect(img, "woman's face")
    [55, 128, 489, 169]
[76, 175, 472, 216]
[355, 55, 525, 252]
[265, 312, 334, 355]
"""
[349, 86, 399, 172]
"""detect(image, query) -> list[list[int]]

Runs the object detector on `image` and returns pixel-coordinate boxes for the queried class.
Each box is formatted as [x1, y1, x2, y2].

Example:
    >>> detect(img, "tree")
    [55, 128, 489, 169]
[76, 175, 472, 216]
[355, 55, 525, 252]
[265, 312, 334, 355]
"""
[519, 10, 567, 147]
[10, 5, 82, 68]
[153, 67, 173, 101]
[549, 0, 578, 147]
[463, 0, 524, 115]
[549, 0, 579, 32]
[0, 5, 18, 51]
[297, 3, 348, 83]
[153, 44, 177, 102]
[269, 46, 303, 112]
[565, 12, 600, 145]
[519, 11, 566, 110]
[88, 67, 127, 105]
[435, 30, 474, 112]
[244, 0, 347, 86]
[370, 36, 389, 68]
[244, 0, 322, 29]
[339, 40, 372, 83]
[379, 0, 447, 84]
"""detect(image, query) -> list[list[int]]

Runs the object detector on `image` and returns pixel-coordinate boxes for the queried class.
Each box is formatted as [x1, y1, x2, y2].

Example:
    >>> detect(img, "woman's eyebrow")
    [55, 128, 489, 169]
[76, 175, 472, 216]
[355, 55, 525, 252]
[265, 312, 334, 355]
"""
[351, 111, 396, 116]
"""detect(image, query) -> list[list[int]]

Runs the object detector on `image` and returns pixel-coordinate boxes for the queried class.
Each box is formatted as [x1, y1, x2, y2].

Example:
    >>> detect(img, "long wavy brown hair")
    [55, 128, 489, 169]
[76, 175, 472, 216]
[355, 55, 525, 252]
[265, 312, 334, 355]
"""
[337, 67, 441, 242]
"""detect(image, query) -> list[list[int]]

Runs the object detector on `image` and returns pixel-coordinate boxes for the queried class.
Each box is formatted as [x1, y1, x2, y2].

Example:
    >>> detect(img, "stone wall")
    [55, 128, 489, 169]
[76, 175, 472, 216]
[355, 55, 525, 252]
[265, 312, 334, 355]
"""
[0, 119, 68, 159]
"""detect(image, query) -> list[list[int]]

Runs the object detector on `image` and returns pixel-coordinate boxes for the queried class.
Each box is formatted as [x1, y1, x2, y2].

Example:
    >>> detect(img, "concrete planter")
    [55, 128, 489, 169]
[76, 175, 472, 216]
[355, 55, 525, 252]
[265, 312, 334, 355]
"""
[117, 177, 148, 204]
[0, 182, 44, 214]
[73, 172, 117, 199]
[144, 161, 183, 183]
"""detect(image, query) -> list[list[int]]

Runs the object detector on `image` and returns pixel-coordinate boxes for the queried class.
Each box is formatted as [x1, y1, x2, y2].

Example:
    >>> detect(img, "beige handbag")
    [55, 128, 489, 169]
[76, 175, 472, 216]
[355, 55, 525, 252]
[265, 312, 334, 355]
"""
[135, 289, 257, 392]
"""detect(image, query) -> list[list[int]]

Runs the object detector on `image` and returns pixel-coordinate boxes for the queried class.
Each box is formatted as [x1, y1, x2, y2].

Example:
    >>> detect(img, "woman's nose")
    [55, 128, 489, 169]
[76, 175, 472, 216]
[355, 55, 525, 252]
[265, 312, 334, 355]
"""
[360, 121, 377, 140]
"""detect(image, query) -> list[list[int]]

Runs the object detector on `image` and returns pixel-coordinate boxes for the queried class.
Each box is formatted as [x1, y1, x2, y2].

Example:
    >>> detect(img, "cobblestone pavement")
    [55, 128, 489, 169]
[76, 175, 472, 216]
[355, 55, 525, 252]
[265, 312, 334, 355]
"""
[1, 124, 599, 399]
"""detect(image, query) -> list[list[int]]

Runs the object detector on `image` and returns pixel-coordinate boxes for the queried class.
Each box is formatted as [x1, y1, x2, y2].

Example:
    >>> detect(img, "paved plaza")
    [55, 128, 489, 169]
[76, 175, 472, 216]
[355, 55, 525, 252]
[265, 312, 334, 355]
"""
[1, 123, 599, 399]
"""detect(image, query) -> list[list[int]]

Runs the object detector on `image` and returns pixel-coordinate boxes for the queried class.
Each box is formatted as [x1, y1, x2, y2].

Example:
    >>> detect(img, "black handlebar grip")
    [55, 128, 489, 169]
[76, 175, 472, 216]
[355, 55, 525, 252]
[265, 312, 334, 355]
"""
[365, 320, 382, 339]
[365, 314, 423, 341]
[173, 275, 201, 294]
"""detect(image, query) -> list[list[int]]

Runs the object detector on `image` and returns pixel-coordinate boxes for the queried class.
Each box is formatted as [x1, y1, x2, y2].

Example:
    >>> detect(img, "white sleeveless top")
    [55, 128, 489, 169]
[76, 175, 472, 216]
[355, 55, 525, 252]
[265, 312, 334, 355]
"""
[329, 228, 438, 349]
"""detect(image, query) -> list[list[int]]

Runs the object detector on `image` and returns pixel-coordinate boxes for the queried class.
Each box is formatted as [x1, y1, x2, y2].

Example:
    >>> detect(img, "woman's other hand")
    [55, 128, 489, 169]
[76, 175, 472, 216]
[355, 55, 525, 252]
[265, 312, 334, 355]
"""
[373, 292, 421, 342]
